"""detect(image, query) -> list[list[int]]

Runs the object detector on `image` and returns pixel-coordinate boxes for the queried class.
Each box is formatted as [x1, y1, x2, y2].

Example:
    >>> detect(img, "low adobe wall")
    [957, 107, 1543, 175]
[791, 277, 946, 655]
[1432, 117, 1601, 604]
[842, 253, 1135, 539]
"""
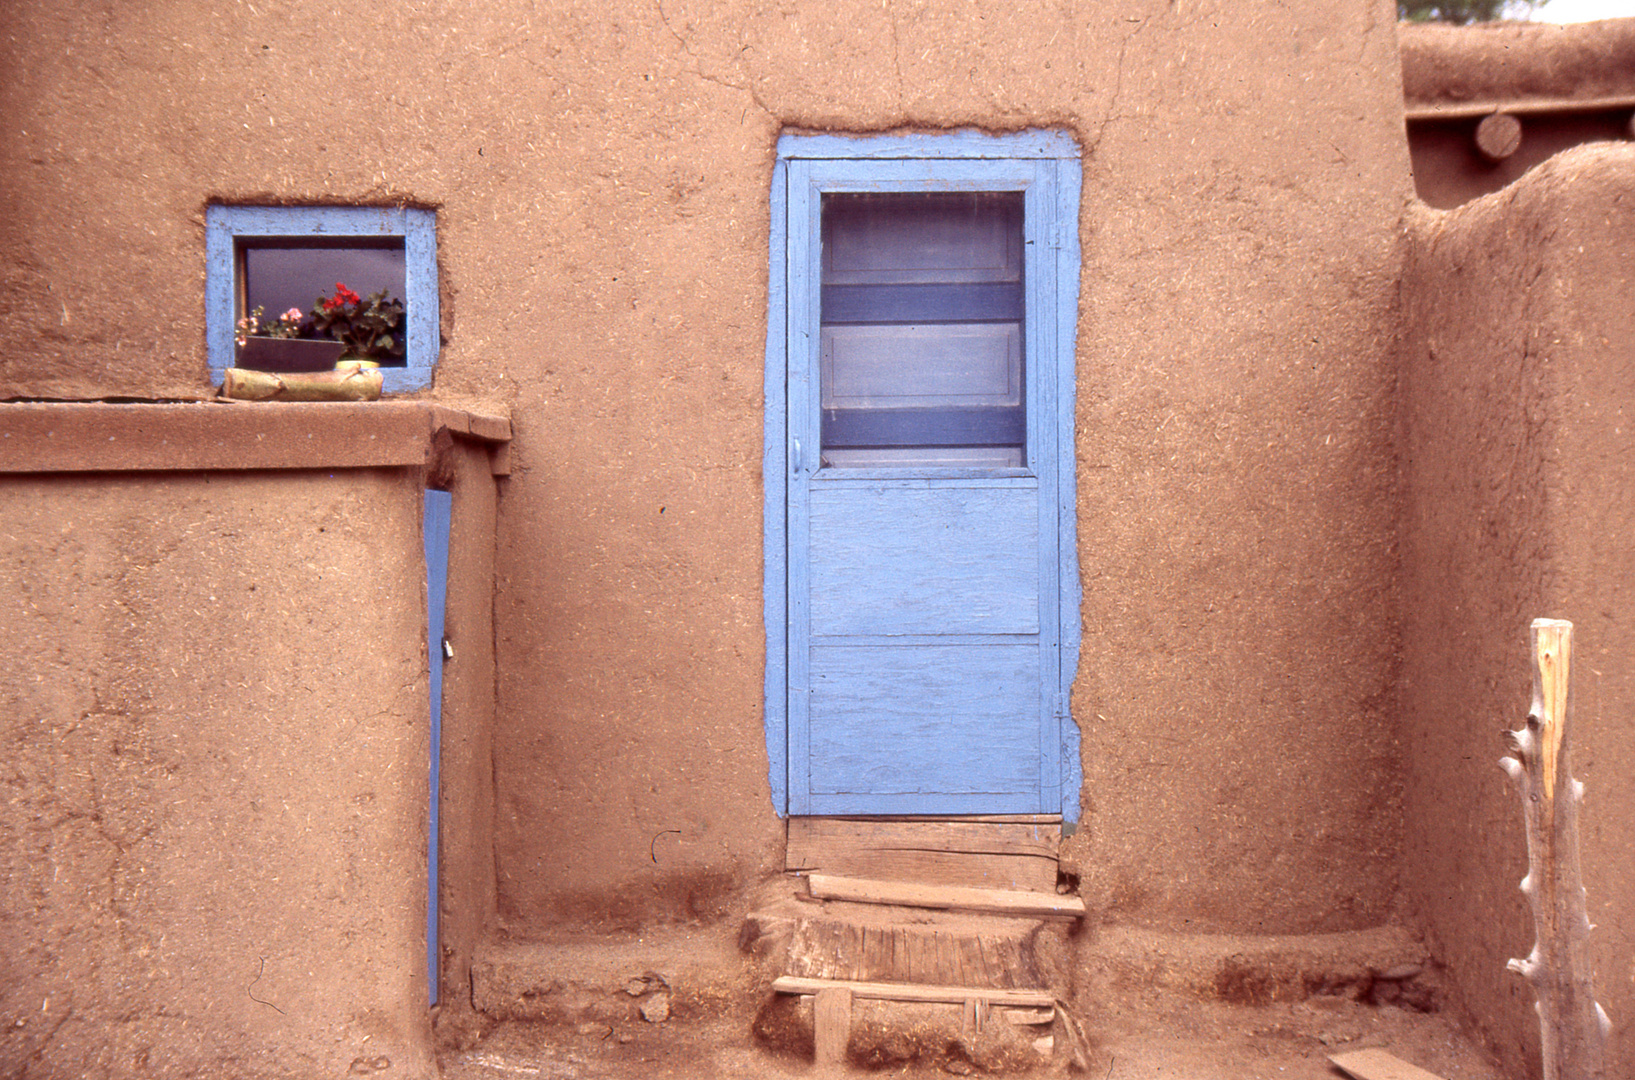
[0, 403, 505, 1080]
[1398, 142, 1635, 1077]
[1399, 19, 1635, 209]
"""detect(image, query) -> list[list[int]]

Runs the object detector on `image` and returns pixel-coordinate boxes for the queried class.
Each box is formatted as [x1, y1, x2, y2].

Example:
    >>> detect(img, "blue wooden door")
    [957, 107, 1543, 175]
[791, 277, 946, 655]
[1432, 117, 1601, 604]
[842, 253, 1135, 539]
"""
[778, 141, 1080, 817]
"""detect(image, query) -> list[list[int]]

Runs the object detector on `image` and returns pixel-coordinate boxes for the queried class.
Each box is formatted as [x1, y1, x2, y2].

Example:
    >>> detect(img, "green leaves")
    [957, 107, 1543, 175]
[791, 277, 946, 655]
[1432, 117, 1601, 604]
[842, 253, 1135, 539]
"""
[308, 284, 407, 361]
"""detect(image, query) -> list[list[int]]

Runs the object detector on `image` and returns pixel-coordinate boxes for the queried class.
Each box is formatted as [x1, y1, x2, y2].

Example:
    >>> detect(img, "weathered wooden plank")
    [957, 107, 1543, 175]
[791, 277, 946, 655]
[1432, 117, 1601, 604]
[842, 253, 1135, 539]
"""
[826, 814, 1061, 824]
[1329, 1048, 1448, 1080]
[783, 915, 1041, 988]
[814, 987, 852, 1066]
[806, 873, 1085, 919]
[791, 844, 1054, 893]
[786, 817, 1059, 892]
[789, 818, 1060, 859]
[773, 976, 1054, 1009]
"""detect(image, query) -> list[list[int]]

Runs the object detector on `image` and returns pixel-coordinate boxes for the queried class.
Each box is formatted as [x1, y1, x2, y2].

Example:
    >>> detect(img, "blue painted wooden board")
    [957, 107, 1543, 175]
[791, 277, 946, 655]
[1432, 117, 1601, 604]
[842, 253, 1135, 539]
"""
[809, 483, 1039, 636]
[808, 645, 1041, 803]
[423, 488, 451, 1006]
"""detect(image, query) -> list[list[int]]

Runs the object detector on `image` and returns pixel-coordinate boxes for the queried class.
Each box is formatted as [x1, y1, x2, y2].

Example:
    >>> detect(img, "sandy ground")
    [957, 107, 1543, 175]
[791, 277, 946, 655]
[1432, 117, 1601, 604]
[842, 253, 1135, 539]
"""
[441, 989, 1510, 1080]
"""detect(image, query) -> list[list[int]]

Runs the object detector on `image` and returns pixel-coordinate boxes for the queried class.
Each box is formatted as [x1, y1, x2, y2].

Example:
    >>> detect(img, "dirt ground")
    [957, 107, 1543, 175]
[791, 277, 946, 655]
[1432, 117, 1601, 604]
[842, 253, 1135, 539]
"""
[440, 992, 1508, 1080]
[440, 918, 1511, 1080]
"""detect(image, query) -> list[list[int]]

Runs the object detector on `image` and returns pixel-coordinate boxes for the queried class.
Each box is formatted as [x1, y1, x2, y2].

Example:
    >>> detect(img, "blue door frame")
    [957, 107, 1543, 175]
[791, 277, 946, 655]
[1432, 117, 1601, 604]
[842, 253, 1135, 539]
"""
[763, 131, 1083, 821]
[423, 488, 451, 1005]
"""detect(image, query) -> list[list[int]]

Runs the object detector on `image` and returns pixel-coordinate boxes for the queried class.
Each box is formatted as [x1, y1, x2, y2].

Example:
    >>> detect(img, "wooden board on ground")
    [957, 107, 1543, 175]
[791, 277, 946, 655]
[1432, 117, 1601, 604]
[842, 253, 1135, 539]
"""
[787, 817, 1061, 893]
[773, 975, 1055, 1009]
[1329, 1048, 1448, 1080]
[807, 872, 1086, 919]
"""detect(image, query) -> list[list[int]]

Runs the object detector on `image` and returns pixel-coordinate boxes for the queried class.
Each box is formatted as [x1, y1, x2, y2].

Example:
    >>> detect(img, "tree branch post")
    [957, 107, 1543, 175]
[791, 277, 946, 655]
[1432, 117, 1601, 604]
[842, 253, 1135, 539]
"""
[1500, 618, 1610, 1080]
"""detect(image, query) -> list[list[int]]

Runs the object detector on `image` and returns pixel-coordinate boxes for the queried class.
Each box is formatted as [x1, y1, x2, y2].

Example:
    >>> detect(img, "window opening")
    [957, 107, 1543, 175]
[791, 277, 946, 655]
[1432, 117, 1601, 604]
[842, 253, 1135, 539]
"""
[819, 191, 1025, 469]
[205, 206, 438, 393]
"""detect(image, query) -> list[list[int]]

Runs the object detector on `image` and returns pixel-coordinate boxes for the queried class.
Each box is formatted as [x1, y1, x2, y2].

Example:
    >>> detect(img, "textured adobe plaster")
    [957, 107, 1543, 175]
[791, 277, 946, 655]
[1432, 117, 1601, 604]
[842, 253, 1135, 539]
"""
[0, 469, 435, 1079]
[1, 0, 1413, 935]
[1398, 143, 1635, 1080]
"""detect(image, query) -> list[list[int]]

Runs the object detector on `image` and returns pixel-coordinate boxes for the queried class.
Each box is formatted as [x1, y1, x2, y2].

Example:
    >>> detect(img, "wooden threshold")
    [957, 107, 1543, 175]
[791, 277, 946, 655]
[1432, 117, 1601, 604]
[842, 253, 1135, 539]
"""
[772, 975, 1055, 1009]
[787, 817, 1061, 893]
[806, 872, 1086, 919]
[813, 814, 1061, 824]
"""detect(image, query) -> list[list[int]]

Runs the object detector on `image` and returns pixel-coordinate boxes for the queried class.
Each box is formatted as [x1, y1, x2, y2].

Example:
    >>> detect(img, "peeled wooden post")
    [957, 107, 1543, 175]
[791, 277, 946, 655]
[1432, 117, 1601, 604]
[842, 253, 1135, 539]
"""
[1500, 618, 1610, 1080]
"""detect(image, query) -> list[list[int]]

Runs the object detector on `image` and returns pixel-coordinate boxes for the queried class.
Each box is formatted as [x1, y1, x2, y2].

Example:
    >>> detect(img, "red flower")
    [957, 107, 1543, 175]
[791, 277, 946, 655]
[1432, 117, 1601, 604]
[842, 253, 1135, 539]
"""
[323, 282, 362, 312]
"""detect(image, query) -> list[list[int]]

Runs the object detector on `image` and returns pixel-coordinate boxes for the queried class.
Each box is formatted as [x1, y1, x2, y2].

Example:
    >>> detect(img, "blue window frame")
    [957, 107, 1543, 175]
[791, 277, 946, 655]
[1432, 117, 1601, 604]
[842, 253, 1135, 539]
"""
[764, 130, 1083, 822]
[205, 206, 439, 393]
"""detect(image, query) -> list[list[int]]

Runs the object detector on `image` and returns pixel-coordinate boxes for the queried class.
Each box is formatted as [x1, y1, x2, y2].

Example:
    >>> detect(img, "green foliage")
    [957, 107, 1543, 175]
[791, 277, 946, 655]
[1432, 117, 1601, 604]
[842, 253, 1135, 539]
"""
[233, 305, 305, 346]
[1398, 0, 1549, 23]
[309, 282, 406, 362]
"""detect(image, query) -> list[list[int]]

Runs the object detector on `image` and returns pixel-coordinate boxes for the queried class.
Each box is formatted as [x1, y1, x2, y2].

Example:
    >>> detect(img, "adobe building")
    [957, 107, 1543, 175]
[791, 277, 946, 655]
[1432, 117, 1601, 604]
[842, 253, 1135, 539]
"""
[0, 4, 1630, 1079]
[1402, 18, 1635, 207]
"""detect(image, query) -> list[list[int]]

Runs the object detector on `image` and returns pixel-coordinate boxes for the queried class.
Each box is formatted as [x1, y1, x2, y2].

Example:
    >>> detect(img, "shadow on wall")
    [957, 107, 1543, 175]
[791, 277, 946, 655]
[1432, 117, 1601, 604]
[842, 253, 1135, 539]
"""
[1400, 18, 1635, 207]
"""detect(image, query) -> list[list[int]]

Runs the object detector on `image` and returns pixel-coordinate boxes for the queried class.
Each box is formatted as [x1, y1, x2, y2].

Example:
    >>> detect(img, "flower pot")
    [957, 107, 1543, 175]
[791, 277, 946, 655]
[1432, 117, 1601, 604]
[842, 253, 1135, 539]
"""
[235, 337, 347, 373]
[334, 357, 381, 372]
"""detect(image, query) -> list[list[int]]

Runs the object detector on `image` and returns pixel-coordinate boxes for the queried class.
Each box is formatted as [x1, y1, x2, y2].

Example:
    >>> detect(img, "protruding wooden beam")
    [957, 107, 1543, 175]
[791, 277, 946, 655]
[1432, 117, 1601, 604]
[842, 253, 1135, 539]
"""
[1475, 112, 1522, 161]
[1500, 618, 1610, 1080]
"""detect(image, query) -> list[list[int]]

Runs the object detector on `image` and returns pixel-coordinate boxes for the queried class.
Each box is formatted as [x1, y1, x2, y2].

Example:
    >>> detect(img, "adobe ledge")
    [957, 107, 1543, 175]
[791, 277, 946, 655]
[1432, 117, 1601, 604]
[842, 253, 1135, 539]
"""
[0, 400, 511, 474]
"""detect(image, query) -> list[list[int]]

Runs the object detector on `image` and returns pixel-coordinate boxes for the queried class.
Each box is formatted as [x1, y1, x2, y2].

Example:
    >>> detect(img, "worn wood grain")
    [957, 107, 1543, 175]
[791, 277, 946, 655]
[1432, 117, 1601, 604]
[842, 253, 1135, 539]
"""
[1329, 1048, 1448, 1080]
[784, 916, 1042, 988]
[773, 976, 1054, 1009]
[1474, 112, 1523, 160]
[1500, 619, 1610, 1080]
[813, 987, 852, 1066]
[774, 142, 1084, 823]
[786, 818, 1059, 892]
[806, 873, 1085, 918]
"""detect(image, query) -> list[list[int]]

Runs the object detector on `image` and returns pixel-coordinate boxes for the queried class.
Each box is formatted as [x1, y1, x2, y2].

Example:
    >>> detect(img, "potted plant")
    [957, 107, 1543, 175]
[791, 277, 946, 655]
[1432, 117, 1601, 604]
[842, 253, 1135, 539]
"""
[234, 304, 347, 372]
[308, 282, 407, 369]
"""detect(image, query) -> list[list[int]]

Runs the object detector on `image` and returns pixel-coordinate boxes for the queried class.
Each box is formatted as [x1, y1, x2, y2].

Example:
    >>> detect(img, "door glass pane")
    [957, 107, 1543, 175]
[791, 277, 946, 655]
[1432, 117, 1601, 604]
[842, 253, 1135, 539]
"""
[820, 192, 1024, 468]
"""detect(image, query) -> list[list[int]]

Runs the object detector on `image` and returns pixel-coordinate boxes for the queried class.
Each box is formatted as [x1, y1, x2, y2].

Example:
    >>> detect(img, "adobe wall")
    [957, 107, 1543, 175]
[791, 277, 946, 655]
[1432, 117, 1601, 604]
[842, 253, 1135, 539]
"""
[0, 406, 504, 1079]
[0, 467, 432, 1078]
[1399, 19, 1635, 209]
[434, 437, 502, 1031]
[1, 0, 1412, 938]
[1398, 142, 1635, 1078]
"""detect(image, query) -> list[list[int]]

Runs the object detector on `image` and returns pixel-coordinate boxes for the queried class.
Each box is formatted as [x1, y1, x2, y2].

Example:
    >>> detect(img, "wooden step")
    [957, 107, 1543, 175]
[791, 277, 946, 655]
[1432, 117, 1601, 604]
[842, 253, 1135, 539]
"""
[772, 975, 1056, 1009]
[783, 909, 1043, 987]
[787, 817, 1061, 892]
[806, 872, 1087, 919]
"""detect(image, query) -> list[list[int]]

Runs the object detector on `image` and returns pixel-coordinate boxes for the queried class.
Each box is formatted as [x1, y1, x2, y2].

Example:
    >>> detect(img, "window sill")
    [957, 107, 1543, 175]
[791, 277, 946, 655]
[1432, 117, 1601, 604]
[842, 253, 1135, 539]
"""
[0, 401, 510, 474]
